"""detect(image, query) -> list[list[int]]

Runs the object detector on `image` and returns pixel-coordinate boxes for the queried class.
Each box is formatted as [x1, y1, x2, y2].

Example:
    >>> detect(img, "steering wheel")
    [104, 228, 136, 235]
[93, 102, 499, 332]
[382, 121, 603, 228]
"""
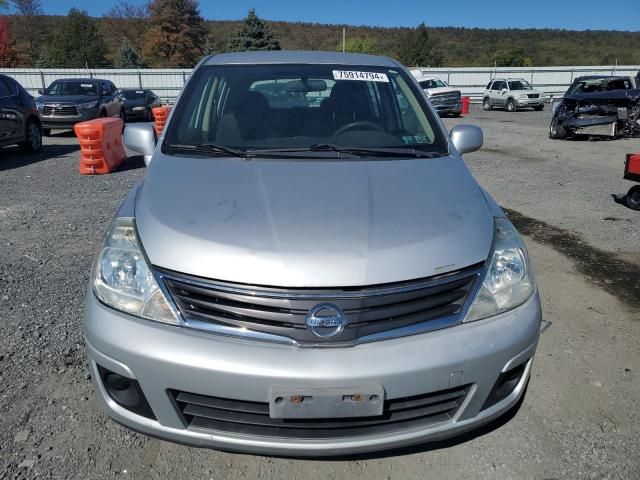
[332, 121, 385, 139]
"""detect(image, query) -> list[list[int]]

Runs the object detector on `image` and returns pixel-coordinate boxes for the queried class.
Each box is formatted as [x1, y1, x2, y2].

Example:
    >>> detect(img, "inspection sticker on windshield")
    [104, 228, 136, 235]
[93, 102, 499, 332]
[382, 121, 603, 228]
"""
[333, 70, 389, 82]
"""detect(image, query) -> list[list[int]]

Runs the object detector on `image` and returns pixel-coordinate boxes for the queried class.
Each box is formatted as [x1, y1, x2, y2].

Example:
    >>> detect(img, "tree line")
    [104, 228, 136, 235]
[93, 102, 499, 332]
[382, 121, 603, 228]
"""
[1, 0, 639, 69]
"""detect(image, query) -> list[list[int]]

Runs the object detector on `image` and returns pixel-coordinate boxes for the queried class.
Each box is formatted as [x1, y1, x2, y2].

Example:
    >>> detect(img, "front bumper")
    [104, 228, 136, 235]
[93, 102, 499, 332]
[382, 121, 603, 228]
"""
[41, 109, 99, 129]
[432, 102, 462, 115]
[124, 108, 149, 120]
[84, 290, 542, 456]
[516, 98, 545, 107]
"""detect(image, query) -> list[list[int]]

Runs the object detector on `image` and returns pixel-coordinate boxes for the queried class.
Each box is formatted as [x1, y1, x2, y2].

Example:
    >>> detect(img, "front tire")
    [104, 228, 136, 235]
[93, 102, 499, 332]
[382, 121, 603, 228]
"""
[549, 117, 566, 139]
[506, 99, 516, 112]
[627, 186, 640, 210]
[483, 98, 492, 111]
[42, 128, 51, 137]
[20, 118, 42, 153]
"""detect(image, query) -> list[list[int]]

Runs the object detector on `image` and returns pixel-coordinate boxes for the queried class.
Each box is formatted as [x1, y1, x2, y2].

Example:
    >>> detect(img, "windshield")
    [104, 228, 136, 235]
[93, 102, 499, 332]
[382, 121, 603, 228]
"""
[568, 77, 633, 95]
[164, 64, 447, 156]
[46, 81, 98, 96]
[508, 80, 532, 91]
[122, 90, 146, 100]
[419, 79, 447, 89]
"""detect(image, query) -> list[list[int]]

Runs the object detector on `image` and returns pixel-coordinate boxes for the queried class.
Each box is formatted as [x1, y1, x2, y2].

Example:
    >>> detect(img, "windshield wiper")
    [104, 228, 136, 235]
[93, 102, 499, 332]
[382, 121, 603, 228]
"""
[166, 142, 250, 158]
[249, 144, 443, 158]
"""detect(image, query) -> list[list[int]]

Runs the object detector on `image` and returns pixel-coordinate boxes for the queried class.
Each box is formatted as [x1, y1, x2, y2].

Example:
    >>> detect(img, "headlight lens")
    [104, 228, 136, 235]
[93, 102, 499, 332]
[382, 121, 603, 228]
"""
[519, 94, 528, 99]
[464, 218, 535, 322]
[78, 100, 98, 109]
[93, 217, 180, 325]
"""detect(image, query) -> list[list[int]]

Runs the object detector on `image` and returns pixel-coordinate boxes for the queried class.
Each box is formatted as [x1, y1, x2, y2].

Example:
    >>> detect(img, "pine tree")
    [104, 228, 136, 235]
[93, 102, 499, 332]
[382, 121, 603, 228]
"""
[142, 0, 206, 67]
[41, 8, 108, 67]
[396, 23, 442, 67]
[0, 17, 18, 67]
[115, 37, 141, 67]
[227, 9, 281, 52]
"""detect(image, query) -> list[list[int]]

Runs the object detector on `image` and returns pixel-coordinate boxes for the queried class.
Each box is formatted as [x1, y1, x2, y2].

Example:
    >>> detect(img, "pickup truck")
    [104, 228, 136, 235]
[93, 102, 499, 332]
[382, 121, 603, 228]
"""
[410, 69, 462, 117]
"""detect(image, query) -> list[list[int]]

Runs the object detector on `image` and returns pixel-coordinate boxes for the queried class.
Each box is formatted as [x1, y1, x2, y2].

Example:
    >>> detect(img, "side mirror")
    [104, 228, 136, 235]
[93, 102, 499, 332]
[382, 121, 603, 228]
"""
[37, 89, 44, 95]
[123, 123, 157, 166]
[450, 125, 483, 155]
[501, 88, 508, 94]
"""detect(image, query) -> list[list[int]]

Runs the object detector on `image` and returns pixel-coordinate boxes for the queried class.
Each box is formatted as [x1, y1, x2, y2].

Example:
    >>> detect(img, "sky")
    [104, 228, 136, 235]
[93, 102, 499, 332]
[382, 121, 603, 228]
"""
[38, 0, 640, 31]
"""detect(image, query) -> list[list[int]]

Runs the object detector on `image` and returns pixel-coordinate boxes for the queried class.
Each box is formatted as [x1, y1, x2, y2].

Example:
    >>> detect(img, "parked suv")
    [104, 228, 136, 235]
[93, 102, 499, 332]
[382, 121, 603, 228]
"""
[35, 78, 124, 135]
[0, 74, 42, 153]
[411, 69, 462, 116]
[86, 51, 542, 456]
[483, 78, 545, 112]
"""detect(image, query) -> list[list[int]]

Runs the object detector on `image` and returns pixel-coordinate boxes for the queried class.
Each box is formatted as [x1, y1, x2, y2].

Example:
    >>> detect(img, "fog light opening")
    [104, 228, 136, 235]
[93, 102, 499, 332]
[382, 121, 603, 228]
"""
[482, 361, 527, 411]
[98, 366, 156, 420]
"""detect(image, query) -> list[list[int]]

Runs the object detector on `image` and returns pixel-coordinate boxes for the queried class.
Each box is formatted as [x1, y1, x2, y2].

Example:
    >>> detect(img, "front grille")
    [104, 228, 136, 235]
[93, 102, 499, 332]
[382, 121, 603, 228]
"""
[172, 385, 469, 439]
[161, 265, 481, 345]
[42, 104, 78, 116]
[527, 94, 540, 99]
[430, 91, 461, 106]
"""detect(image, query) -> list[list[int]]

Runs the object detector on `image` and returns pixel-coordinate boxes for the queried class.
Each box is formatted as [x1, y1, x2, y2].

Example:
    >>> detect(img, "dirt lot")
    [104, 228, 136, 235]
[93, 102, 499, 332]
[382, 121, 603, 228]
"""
[1, 108, 639, 479]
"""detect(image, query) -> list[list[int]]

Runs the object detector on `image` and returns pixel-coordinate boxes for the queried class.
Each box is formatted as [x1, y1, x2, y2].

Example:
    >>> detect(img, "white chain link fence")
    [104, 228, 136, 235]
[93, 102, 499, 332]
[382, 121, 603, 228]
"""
[1, 65, 639, 104]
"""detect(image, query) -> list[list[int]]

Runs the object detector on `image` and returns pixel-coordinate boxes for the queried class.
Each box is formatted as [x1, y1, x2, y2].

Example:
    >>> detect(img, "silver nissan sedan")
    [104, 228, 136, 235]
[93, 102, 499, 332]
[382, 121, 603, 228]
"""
[84, 51, 542, 456]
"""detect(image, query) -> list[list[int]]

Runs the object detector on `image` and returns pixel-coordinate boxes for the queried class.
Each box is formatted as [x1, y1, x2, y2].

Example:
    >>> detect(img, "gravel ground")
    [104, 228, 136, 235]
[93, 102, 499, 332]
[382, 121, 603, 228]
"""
[0, 113, 639, 479]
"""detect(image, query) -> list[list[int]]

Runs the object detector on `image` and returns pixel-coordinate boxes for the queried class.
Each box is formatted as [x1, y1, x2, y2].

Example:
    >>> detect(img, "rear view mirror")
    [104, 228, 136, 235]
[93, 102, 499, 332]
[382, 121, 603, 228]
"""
[123, 123, 157, 166]
[450, 125, 483, 155]
[285, 79, 327, 93]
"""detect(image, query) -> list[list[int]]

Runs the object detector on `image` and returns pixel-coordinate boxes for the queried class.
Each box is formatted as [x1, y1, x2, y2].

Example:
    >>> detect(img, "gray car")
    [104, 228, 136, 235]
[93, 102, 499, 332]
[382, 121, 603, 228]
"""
[483, 78, 545, 112]
[35, 78, 124, 135]
[84, 51, 542, 456]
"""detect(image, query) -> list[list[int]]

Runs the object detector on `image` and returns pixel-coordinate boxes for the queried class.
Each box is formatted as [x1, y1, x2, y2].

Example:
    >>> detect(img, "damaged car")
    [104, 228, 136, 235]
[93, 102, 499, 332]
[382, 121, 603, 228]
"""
[549, 75, 640, 139]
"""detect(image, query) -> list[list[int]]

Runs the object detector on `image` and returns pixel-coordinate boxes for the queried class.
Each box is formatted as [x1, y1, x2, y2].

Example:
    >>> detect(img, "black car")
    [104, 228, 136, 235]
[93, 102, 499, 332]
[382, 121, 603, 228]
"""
[550, 75, 640, 139]
[121, 89, 162, 122]
[35, 78, 124, 135]
[0, 74, 42, 153]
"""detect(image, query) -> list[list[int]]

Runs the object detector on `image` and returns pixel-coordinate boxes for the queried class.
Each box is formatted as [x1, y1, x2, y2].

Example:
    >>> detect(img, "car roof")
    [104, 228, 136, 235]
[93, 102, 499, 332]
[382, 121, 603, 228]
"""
[574, 75, 628, 81]
[491, 78, 528, 82]
[50, 78, 105, 83]
[204, 50, 401, 67]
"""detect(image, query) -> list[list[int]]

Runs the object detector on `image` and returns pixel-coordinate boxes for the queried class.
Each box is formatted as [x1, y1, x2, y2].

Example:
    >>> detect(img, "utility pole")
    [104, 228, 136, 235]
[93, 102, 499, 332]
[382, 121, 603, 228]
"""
[342, 27, 346, 53]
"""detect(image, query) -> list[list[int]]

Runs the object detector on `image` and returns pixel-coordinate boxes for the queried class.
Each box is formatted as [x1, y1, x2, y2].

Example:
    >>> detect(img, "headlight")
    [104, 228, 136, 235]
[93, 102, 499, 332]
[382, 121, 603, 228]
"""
[35, 101, 44, 110]
[519, 94, 528, 99]
[78, 100, 98, 109]
[92, 217, 180, 325]
[464, 218, 535, 322]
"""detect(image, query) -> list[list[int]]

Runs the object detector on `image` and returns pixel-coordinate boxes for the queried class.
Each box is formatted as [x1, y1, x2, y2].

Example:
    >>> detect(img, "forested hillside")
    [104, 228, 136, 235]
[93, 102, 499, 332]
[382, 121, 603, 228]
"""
[4, 12, 640, 68]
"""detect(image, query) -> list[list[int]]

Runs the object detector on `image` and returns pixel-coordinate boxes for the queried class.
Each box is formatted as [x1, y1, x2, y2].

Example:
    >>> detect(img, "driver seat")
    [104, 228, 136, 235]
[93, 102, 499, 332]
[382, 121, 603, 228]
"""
[320, 82, 373, 134]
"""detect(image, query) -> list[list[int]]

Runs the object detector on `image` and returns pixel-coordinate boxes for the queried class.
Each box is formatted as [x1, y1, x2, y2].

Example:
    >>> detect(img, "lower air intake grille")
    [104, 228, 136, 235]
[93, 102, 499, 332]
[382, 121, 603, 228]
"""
[172, 386, 469, 439]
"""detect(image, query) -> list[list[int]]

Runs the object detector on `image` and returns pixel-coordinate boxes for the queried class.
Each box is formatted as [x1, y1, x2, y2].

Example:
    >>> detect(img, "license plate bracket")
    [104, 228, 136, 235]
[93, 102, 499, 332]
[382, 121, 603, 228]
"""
[268, 385, 385, 419]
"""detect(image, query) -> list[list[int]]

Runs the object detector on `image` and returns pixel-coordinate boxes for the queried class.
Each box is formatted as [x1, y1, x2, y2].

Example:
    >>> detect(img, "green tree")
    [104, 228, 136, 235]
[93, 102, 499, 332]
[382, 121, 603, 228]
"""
[42, 8, 108, 67]
[0, 17, 18, 67]
[142, 0, 206, 67]
[11, 0, 43, 64]
[227, 9, 281, 52]
[114, 37, 141, 67]
[494, 47, 532, 67]
[337, 36, 377, 54]
[396, 23, 441, 67]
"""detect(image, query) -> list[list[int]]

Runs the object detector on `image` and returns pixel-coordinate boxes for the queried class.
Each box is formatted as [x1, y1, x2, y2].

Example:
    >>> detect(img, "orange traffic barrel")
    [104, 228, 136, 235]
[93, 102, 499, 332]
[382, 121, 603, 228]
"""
[625, 153, 640, 180]
[152, 106, 172, 135]
[74, 117, 126, 175]
[461, 96, 470, 115]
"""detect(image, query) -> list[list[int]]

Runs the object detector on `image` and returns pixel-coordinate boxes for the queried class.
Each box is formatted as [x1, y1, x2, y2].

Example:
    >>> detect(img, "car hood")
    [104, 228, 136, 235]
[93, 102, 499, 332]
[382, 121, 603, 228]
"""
[426, 87, 460, 96]
[135, 154, 495, 287]
[124, 98, 147, 107]
[36, 95, 97, 104]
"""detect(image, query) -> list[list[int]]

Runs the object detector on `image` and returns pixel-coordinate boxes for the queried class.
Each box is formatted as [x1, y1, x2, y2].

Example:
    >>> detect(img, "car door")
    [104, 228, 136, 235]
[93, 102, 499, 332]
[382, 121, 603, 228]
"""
[492, 81, 507, 107]
[100, 82, 115, 116]
[0, 77, 23, 145]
